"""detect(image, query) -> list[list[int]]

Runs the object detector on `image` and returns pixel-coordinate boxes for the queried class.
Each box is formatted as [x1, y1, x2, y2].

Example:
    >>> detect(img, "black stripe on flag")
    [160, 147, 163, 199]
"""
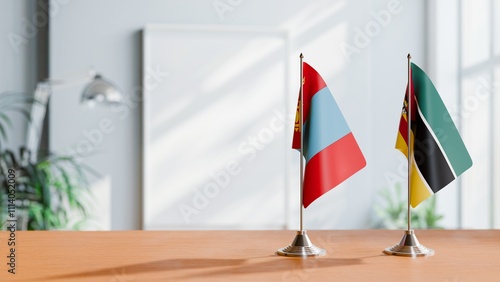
[413, 111, 455, 193]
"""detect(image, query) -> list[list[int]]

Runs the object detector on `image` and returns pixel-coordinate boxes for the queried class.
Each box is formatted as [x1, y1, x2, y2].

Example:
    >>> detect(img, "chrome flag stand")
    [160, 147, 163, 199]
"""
[277, 53, 325, 257]
[277, 230, 326, 257]
[383, 54, 434, 257]
[384, 229, 434, 257]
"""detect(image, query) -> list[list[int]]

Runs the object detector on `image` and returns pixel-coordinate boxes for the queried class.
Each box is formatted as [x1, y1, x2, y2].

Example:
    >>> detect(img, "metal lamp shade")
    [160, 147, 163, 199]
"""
[81, 74, 122, 106]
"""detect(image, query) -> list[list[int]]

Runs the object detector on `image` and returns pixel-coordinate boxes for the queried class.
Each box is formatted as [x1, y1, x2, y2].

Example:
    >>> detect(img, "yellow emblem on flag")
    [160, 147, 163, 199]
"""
[294, 104, 300, 132]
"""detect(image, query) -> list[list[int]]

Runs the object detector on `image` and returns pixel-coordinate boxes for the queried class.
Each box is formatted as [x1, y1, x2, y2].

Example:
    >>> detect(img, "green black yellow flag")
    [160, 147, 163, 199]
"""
[396, 63, 473, 208]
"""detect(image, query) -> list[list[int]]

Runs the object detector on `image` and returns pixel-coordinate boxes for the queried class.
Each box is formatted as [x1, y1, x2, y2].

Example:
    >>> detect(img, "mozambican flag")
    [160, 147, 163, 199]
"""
[292, 62, 366, 208]
[396, 63, 472, 208]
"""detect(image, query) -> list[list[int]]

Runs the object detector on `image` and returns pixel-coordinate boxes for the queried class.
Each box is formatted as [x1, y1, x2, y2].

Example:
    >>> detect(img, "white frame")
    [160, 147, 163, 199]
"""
[142, 24, 292, 230]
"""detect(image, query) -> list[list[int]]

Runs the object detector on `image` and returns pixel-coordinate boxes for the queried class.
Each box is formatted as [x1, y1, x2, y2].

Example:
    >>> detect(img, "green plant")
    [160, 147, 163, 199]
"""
[0, 92, 94, 230]
[0, 148, 93, 230]
[373, 182, 444, 229]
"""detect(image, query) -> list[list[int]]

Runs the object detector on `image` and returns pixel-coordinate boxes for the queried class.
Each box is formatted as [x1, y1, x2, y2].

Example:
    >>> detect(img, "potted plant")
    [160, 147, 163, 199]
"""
[0, 92, 94, 230]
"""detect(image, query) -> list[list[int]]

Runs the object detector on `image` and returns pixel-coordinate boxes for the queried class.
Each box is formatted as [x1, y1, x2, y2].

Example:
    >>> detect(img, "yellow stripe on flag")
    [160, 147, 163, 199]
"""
[395, 112, 433, 208]
[395, 112, 409, 157]
[410, 159, 433, 208]
[395, 131, 408, 158]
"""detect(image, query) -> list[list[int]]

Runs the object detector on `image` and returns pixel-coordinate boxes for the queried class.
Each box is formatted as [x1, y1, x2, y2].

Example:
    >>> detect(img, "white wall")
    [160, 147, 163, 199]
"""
[429, 0, 500, 229]
[49, 0, 426, 230]
[0, 0, 37, 150]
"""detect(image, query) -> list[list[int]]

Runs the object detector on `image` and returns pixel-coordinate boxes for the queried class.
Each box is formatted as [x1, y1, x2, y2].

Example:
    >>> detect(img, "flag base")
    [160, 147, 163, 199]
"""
[383, 230, 434, 257]
[277, 230, 326, 257]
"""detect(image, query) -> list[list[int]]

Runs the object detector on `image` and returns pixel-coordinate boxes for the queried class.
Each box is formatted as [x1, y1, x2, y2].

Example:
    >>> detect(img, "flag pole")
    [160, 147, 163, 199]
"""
[299, 52, 304, 232]
[406, 53, 412, 233]
[277, 53, 325, 257]
[383, 53, 434, 257]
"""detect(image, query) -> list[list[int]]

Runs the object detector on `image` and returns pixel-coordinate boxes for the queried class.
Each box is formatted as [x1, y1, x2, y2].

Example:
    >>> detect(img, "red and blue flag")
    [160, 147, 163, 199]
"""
[292, 62, 366, 208]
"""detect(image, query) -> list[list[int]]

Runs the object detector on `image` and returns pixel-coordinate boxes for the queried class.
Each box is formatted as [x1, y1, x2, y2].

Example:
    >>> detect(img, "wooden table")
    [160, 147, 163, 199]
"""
[0, 230, 499, 281]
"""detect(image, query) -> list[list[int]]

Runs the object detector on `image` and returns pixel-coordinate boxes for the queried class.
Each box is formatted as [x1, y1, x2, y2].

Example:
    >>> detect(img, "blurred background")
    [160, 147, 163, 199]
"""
[0, 0, 498, 230]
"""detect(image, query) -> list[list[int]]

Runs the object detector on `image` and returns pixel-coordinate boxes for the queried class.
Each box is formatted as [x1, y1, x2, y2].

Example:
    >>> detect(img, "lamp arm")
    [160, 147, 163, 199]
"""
[25, 68, 96, 161]
[25, 82, 51, 162]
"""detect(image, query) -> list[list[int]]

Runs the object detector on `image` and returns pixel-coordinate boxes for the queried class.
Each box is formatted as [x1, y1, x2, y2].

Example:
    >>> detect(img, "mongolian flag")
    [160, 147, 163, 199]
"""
[396, 62, 473, 208]
[292, 62, 366, 208]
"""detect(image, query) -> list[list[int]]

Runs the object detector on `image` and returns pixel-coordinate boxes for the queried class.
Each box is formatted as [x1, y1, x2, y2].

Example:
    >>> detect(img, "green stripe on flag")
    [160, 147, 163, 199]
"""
[411, 63, 473, 176]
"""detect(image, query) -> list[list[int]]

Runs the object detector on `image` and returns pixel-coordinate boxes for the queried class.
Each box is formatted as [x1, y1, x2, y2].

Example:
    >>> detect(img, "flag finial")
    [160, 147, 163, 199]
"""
[300, 53, 303, 59]
[407, 53, 411, 60]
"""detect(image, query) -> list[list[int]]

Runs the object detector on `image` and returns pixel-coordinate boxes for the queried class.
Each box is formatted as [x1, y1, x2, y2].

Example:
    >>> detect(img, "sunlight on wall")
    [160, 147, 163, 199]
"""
[143, 0, 419, 230]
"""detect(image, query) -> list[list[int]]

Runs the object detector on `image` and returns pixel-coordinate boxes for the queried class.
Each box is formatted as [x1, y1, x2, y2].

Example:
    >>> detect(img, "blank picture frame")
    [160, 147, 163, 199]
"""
[142, 24, 292, 229]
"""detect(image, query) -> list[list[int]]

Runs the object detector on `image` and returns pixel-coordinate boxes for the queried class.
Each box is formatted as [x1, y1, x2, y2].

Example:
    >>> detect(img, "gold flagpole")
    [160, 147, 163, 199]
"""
[383, 54, 434, 257]
[277, 53, 325, 257]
